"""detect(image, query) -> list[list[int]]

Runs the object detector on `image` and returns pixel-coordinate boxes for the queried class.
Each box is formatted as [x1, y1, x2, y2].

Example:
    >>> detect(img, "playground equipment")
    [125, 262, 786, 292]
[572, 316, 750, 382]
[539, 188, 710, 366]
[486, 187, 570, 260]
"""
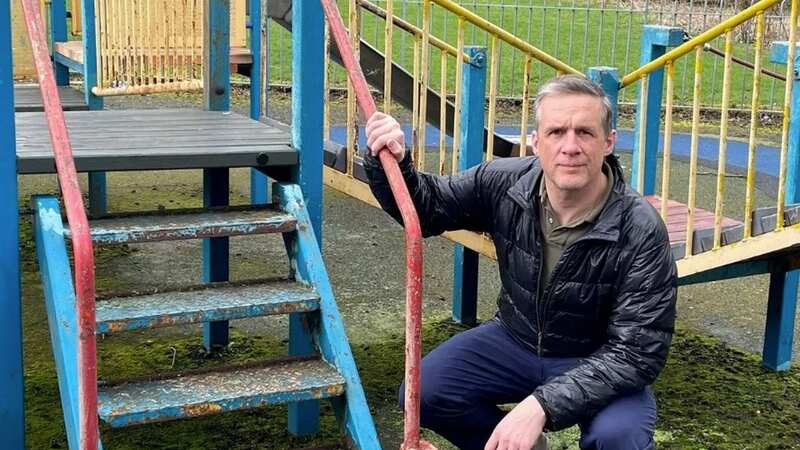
[4, 0, 381, 448]
[3, 0, 800, 448]
[52, 0, 249, 97]
[35, 0, 265, 217]
[319, 0, 800, 371]
[319, 2, 430, 449]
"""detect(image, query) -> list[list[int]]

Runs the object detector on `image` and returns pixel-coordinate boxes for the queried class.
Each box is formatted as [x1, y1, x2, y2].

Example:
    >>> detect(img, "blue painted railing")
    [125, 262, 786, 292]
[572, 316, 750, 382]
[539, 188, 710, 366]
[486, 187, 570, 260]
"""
[0, 0, 23, 446]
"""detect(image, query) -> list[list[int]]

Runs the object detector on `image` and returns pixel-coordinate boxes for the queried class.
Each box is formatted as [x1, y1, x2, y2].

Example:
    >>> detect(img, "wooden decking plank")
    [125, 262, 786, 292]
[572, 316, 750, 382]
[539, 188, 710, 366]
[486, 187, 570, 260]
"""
[644, 195, 744, 251]
[16, 110, 296, 174]
[13, 85, 88, 112]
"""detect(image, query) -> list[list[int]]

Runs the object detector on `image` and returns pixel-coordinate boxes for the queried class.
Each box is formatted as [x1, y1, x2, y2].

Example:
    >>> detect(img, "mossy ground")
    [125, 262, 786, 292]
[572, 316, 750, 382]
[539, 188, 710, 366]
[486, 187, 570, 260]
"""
[16, 90, 800, 449]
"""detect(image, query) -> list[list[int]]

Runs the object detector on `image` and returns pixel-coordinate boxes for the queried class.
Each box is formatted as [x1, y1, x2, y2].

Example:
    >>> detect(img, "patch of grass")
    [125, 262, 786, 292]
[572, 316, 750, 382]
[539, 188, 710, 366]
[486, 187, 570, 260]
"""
[656, 327, 800, 449]
[23, 282, 800, 450]
[264, 0, 790, 111]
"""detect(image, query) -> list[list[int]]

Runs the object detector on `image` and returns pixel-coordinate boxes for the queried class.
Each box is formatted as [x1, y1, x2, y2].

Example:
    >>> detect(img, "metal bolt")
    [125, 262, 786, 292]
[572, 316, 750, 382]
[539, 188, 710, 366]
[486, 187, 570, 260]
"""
[256, 153, 270, 165]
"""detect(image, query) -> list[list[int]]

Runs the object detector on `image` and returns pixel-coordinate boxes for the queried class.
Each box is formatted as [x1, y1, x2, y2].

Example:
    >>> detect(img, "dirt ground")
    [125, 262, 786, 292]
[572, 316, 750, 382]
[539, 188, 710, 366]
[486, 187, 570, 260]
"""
[15, 88, 800, 449]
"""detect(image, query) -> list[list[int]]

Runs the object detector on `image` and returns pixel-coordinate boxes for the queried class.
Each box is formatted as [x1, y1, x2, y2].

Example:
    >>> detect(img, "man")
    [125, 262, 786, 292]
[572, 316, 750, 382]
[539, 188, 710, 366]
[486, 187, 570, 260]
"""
[363, 75, 677, 450]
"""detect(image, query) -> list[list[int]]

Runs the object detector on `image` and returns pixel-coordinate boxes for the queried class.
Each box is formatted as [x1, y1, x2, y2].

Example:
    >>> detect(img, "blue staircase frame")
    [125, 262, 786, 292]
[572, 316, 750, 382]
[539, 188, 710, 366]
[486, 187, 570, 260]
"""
[32, 185, 380, 448]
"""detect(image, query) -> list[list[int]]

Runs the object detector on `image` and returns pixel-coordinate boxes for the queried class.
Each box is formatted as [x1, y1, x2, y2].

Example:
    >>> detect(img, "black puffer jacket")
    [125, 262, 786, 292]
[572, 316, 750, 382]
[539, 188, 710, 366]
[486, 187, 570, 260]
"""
[364, 152, 678, 431]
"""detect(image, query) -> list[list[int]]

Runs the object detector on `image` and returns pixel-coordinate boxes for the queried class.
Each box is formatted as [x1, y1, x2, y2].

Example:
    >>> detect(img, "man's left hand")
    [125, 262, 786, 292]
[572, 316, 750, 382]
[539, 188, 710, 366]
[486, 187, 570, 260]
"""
[484, 395, 547, 450]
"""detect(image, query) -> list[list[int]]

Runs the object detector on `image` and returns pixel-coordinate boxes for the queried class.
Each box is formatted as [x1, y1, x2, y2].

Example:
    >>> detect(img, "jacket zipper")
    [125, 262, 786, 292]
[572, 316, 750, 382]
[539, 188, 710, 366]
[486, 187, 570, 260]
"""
[535, 239, 544, 355]
[537, 240, 584, 355]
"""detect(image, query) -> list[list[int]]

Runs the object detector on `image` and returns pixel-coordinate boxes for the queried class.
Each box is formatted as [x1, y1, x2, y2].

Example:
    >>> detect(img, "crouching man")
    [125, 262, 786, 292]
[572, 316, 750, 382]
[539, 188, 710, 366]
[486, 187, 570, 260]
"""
[363, 75, 677, 450]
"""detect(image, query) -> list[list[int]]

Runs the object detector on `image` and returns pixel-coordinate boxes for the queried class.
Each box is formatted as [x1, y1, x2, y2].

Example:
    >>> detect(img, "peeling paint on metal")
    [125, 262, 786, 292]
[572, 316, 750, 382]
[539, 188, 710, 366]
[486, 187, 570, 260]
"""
[75, 209, 297, 244]
[183, 402, 223, 417]
[38, 207, 65, 235]
[96, 281, 320, 333]
[97, 359, 345, 427]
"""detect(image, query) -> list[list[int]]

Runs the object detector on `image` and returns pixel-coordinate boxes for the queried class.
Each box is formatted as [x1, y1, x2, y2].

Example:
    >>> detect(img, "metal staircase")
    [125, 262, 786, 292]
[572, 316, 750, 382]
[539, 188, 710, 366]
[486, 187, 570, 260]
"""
[33, 183, 380, 448]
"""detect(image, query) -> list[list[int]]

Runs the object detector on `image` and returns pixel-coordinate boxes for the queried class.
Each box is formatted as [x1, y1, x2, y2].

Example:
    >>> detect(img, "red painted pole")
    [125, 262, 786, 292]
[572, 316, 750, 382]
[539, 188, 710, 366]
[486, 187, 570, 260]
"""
[19, 2, 98, 449]
[317, 2, 432, 449]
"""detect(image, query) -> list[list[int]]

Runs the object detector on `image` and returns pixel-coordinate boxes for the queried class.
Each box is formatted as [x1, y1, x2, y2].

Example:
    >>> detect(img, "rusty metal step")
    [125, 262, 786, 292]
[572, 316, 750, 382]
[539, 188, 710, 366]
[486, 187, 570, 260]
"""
[96, 280, 319, 334]
[98, 358, 345, 427]
[65, 206, 296, 244]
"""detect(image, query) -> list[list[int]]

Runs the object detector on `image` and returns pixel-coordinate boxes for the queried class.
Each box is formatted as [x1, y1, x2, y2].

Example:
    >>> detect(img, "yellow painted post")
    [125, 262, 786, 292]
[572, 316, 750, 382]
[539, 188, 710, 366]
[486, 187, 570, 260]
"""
[190, 0, 197, 83]
[419, 0, 431, 171]
[685, 46, 703, 259]
[412, 38, 420, 165]
[451, 17, 465, 174]
[637, 75, 649, 192]
[346, 0, 360, 176]
[486, 34, 500, 161]
[97, 0, 106, 88]
[323, 22, 330, 141]
[745, 13, 766, 238]
[661, 62, 675, 221]
[713, 32, 734, 249]
[138, 0, 145, 86]
[439, 50, 448, 175]
[360, 0, 467, 62]
[384, 0, 393, 113]
[71, 0, 82, 34]
[519, 54, 532, 157]
[777, 2, 799, 229]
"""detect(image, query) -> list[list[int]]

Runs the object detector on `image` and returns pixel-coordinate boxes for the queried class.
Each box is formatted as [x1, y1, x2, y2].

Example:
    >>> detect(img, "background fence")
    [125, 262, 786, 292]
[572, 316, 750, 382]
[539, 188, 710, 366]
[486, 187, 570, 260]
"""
[265, 0, 794, 112]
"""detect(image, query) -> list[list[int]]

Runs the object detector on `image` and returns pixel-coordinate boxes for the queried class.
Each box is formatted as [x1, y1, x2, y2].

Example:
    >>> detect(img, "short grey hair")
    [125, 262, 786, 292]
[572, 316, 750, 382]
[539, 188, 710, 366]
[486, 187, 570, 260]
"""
[532, 75, 614, 136]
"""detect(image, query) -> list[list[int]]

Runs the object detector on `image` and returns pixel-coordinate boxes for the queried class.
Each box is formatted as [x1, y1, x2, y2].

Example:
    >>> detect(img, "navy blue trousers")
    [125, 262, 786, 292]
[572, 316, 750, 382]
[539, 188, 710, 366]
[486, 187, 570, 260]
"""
[399, 319, 656, 450]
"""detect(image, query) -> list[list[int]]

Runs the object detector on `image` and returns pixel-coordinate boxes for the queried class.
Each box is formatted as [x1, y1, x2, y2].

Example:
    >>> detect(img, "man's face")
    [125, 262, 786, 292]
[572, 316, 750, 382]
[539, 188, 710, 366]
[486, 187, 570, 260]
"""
[532, 94, 616, 194]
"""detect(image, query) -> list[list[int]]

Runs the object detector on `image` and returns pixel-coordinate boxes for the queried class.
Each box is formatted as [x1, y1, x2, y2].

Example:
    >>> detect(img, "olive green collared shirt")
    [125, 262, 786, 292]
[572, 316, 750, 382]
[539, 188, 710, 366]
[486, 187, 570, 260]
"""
[537, 162, 614, 292]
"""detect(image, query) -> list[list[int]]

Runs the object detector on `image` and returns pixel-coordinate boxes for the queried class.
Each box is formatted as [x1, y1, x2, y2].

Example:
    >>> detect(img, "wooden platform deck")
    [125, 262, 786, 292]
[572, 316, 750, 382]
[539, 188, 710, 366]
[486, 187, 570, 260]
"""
[645, 195, 744, 256]
[15, 109, 296, 174]
[14, 85, 88, 112]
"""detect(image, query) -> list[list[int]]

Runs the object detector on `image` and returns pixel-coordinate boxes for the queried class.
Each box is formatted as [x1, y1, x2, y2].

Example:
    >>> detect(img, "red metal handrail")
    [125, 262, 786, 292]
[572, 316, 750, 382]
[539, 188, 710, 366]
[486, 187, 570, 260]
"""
[19, 2, 98, 449]
[317, 2, 430, 449]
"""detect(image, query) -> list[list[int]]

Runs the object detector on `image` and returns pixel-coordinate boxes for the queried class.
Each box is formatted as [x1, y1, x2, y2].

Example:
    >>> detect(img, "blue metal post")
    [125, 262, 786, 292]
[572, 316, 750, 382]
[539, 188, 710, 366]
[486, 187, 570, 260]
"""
[50, 0, 69, 85]
[587, 67, 620, 131]
[0, 1, 24, 446]
[292, 0, 324, 242]
[33, 197, 81, 450]
[249, 0, 270, 205]
[80, 0, 102, 110]
[452, 46, 487, 326]
[202, 0, 232, 350]
[81, 0, 107, 216]
[630, 26, 683, 194]
[287, 0, 324, 436]
[763, 41, 800, 371]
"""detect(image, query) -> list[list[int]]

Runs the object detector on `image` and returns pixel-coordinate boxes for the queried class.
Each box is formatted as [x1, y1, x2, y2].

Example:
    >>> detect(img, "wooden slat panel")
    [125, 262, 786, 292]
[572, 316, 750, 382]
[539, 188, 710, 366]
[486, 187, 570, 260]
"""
[15, 110, 296, 174]
[52, 41, 253, 66]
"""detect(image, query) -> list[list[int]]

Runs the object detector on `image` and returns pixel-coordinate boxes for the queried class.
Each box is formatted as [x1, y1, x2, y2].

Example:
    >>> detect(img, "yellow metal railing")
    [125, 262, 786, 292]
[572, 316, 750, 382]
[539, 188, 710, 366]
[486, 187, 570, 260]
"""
[430, 0, 581, 77]
[324, 0, 583, 181]
[322, 0, 584, 257]
[621, 0, 784, 88]
[323, 0, 800, 268]
[621, 0, 798, 260]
